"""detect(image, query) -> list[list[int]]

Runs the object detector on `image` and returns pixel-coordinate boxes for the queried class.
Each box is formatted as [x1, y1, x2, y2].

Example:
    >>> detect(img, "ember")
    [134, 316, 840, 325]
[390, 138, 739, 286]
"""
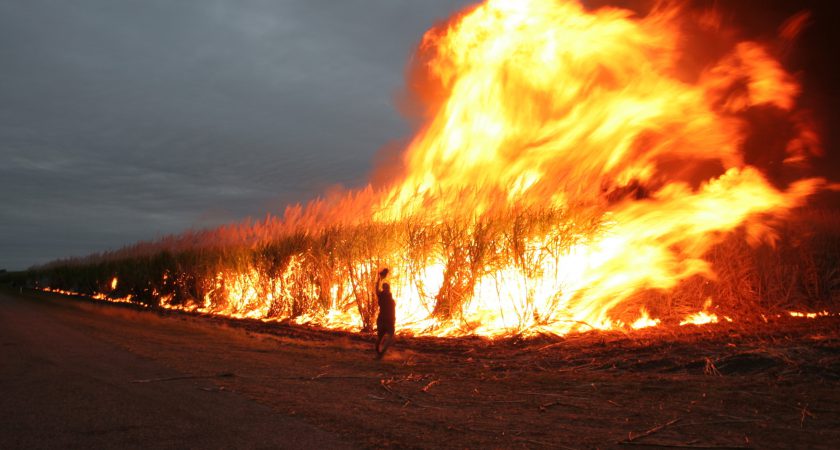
[28, 0, 835, 337]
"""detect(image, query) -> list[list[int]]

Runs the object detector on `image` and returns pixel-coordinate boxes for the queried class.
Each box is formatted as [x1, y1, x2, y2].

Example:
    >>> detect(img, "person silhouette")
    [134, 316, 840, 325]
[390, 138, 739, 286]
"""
[375, 274, 396, 359]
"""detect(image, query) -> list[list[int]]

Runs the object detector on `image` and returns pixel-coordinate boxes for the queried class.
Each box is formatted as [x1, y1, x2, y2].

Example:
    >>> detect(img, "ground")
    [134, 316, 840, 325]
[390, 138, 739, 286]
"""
[1, 287, 838, 449]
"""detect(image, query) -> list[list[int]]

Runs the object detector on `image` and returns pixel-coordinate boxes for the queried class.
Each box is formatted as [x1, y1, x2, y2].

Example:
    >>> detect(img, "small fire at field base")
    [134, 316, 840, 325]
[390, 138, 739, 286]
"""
[36, 0, 835, 337]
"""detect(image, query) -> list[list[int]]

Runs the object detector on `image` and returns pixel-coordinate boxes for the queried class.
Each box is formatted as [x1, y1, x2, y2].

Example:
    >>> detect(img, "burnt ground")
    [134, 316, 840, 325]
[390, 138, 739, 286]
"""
[2, 287, 839, 449]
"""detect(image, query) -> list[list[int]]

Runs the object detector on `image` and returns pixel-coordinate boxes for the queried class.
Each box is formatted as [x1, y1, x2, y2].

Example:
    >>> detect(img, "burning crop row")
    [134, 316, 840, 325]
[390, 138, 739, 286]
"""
[23, 0, 839, 337]
[28, 206, 839, 336]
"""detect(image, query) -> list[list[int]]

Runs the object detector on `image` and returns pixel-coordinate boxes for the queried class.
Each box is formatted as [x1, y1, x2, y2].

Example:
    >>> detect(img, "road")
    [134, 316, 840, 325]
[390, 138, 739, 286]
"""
[2, 287, 839, 449]
[0, 289, 349, 449]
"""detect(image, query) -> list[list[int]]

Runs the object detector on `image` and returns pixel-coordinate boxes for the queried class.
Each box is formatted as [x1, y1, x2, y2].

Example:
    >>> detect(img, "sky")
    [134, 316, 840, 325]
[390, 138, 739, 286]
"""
[0, 0, 837, 271]
[0, 0, 477, 270]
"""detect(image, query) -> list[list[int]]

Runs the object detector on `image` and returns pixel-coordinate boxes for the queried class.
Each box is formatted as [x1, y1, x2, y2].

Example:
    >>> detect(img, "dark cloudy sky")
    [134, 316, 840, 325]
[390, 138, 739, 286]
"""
[0, 0, 477, 270]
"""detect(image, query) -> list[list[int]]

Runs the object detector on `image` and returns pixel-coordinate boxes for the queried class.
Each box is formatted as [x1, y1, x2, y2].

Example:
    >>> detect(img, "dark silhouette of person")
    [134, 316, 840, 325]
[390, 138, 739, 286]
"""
[375, 271, 396, 359]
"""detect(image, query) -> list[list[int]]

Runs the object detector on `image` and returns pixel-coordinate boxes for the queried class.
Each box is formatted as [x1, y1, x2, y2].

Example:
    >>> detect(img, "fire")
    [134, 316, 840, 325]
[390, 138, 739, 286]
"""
[789, 311, 831, 319]
[631, 308, 660, 330]
[110, 277, 118, 290]
[42, 287, 138, 306]
[35, 0, 830, 337]
[375, 0, 815, 221]
[364, 0, 821, 335]
[680, 311, 719, 326]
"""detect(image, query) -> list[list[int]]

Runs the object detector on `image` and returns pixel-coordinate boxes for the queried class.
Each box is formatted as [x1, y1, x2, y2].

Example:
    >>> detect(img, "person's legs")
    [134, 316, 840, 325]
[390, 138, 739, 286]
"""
[378, 332, 393, 357]
[375, 331, 385, 358]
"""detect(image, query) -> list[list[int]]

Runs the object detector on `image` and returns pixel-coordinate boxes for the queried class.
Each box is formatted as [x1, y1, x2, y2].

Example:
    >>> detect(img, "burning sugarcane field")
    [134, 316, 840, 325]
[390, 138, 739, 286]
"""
[1, 0, 839, 448]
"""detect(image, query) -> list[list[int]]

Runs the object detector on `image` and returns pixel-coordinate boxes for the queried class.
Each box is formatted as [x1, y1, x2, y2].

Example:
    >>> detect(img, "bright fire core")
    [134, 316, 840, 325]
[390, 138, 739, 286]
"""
[47, 0, 828, 337]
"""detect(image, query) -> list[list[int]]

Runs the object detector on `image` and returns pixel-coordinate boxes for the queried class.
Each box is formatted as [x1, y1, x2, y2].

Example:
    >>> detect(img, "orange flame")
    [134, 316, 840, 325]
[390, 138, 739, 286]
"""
[631, 308, 660, 330]
[365, 0, 821, 334]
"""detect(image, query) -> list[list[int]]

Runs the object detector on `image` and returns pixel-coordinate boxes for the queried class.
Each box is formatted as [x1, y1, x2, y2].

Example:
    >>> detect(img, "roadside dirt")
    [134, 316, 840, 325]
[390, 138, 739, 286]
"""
[4, 287, 839, 449]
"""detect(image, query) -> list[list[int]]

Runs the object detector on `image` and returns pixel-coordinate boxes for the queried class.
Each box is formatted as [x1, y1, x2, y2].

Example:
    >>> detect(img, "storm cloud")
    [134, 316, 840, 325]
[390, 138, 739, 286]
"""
[0, 0, 476, 269]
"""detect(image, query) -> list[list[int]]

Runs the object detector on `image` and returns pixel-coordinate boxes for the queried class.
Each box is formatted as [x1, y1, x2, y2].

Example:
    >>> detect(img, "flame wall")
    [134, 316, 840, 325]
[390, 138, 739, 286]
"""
[32, 0, 831, 336]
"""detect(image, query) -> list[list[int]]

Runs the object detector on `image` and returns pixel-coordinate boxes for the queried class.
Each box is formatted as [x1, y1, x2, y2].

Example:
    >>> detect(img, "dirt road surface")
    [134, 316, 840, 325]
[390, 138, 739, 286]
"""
[2, 287, 839, 449]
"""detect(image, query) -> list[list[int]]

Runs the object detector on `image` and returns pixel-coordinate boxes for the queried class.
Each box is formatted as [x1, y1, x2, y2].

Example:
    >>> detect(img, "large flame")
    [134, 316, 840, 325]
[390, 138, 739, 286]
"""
[40, 0, 827, 337]
[376, 0, 810, 220]
[364, 0, 821, 334]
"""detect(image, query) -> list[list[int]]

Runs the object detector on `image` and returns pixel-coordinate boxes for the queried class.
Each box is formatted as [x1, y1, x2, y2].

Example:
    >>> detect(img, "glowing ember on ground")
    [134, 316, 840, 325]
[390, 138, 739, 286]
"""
[42, 287, 140, 306]
[789, 311, 832, 319]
